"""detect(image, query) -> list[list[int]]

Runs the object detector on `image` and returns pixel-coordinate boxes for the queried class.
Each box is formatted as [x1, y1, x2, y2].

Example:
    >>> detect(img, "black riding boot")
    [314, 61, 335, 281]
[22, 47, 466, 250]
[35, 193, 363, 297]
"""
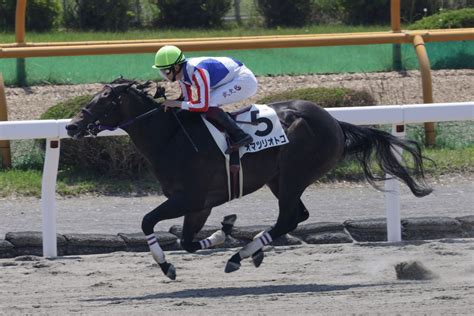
[205, 107, 253, 153]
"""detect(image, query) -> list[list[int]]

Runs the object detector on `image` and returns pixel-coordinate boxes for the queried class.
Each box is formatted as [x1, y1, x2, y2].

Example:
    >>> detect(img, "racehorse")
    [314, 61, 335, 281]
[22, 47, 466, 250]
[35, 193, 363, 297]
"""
[66, 78, 432, 280]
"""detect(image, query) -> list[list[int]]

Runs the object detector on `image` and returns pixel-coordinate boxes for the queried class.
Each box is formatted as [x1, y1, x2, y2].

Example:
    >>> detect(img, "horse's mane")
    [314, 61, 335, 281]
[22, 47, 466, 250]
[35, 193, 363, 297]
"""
[110, 77, 153, 96]
[108, 77, 200, 123]
[109, 77, 165, 109]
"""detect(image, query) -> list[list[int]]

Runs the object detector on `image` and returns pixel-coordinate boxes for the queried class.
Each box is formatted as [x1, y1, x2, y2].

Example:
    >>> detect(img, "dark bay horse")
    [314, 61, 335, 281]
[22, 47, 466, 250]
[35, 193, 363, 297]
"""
[66, 79, 432, 280]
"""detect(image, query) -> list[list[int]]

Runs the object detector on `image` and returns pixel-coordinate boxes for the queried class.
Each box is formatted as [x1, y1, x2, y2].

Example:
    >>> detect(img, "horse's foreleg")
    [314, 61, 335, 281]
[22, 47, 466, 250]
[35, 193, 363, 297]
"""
[145, 234, 176, 280]
[142, 195, 198, 280]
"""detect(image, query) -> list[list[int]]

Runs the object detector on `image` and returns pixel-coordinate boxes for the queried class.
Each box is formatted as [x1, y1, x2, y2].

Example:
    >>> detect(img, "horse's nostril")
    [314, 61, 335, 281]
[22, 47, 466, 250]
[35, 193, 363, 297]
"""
[66, 124, 82, 139]
[66, 124, 78, 131]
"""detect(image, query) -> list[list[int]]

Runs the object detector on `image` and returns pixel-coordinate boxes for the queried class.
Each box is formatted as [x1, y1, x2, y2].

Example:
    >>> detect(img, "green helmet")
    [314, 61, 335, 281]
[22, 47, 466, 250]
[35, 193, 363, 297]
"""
[152, 45, 186, 69]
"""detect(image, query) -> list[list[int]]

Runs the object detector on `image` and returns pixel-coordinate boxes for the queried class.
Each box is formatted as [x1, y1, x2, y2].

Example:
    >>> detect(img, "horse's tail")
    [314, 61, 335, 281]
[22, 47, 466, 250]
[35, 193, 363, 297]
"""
[338, 121, 433, 197]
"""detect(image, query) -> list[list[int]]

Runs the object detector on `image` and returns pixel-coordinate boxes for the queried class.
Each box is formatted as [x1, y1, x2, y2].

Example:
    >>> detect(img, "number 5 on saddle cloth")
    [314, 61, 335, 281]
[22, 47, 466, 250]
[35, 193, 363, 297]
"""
[202, 104, 289, 201]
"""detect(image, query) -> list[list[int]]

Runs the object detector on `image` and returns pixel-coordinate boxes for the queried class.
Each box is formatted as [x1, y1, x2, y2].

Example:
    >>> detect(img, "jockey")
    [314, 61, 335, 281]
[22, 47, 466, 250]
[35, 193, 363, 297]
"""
[152, 45, 258, 153]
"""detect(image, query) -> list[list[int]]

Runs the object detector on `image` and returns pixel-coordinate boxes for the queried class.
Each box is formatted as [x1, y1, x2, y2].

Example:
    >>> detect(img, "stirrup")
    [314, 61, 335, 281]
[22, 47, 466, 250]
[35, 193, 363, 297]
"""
[225, 135, 253, 154]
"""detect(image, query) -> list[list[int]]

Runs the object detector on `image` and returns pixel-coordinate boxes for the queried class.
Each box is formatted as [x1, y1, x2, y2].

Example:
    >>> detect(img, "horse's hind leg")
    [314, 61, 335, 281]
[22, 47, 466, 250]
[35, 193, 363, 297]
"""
[267, 177, 309, 224]
[181, 210, 237, 253]
[244, 178, 309, 267]
[226, 117, 321, 273]
[225, 184, 306, 273]
[226, 171, 316, 273]
[244, 178, 309, 268]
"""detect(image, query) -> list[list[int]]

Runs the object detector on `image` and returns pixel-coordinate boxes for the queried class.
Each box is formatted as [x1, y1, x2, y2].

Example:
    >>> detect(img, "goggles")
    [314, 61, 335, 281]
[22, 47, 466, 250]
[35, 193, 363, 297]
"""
[159, 67, 174, 80]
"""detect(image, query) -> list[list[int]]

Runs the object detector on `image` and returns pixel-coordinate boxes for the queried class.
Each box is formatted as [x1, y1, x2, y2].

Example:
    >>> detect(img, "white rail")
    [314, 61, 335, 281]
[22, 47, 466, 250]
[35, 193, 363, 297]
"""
[1, 102, 473, 256]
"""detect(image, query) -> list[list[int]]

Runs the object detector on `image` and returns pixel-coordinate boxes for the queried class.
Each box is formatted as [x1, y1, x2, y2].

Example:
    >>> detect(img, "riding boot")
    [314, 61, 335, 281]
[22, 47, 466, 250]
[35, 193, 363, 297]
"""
[205, 107, 253, 153]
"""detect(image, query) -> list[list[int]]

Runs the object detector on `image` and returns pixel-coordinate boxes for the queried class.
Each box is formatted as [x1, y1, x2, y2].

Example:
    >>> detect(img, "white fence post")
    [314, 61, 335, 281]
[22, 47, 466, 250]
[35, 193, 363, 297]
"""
[384, 124, 405, 242]
[41, 138, 60, 257]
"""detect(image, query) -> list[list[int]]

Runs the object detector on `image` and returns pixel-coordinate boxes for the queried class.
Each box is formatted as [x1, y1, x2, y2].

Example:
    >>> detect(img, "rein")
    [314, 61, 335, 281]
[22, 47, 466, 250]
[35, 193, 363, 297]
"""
[95, 107, 161, 132]
[83, 84, 161, 136]
[82, 83, 199, 152]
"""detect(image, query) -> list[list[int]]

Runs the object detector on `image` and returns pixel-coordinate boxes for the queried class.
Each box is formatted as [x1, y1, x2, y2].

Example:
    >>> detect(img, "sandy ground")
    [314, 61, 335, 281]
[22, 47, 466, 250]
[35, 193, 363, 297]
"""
[1, 239, 473, 315]
[1, 174, 473, 237]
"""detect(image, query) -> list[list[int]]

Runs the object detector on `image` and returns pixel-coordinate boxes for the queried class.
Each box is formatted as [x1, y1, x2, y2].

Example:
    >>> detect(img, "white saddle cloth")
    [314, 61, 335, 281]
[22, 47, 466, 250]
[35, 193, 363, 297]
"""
[201, 104, 289, 157]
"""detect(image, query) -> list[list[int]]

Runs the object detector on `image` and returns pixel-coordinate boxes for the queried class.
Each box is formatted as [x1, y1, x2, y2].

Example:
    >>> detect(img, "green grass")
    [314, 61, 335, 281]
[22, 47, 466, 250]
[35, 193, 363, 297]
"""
[0, 169, 43, 197]
[0, 169, 161, 198]
[325, 122, 473, 179]
[324, 146, 474, 181]
[0, 25, 390, 44]
[422, 147, 474, 174]
[257, 87, 376, 107]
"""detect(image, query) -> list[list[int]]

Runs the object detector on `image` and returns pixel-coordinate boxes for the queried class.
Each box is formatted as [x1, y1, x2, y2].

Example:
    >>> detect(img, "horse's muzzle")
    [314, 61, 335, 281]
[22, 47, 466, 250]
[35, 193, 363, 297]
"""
[65, 123, 83, 139]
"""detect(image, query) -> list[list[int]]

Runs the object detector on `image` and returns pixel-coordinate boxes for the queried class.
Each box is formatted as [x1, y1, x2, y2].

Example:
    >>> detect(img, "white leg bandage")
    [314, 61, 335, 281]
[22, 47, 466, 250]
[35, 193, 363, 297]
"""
[146, 234, 165, 264]
[199, 229, 226, 249]
[239, 231, 272, 259]
[253, 230, 267, 240]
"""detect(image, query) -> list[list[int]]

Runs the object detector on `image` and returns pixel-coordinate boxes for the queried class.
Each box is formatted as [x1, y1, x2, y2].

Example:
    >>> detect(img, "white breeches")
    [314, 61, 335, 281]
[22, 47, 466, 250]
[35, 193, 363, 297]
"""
[209, 66, 258, 107]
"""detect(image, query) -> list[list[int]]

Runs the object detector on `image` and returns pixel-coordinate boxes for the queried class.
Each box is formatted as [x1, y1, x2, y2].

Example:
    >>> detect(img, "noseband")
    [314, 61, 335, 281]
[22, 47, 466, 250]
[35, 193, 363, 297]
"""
[81, 84, 161, 137]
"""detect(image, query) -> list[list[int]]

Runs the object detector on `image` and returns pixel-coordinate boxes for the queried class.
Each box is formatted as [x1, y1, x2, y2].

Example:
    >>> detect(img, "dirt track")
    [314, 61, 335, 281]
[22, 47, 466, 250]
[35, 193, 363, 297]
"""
[1, 239, 473, 314]
[1, 174, 473, 237]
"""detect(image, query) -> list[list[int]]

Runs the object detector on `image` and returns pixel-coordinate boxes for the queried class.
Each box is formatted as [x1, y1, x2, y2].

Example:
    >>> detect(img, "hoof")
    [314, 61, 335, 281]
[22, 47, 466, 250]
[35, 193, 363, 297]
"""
[225, 253, 241, 273]
[159, 262, 177, 280]
[225, 261, 241, 273]
[166, 263, 177, 280]
[297, 209, 310, 223]
[251, 249, 264, 268]
[222, 214, 237, 226]
[221, 214, 237, 235]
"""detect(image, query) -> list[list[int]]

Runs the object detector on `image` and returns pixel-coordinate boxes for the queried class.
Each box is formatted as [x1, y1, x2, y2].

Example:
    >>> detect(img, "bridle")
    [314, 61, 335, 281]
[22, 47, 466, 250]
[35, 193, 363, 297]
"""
[81, 84, 161, 137]
[78, 82, 198, 152]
